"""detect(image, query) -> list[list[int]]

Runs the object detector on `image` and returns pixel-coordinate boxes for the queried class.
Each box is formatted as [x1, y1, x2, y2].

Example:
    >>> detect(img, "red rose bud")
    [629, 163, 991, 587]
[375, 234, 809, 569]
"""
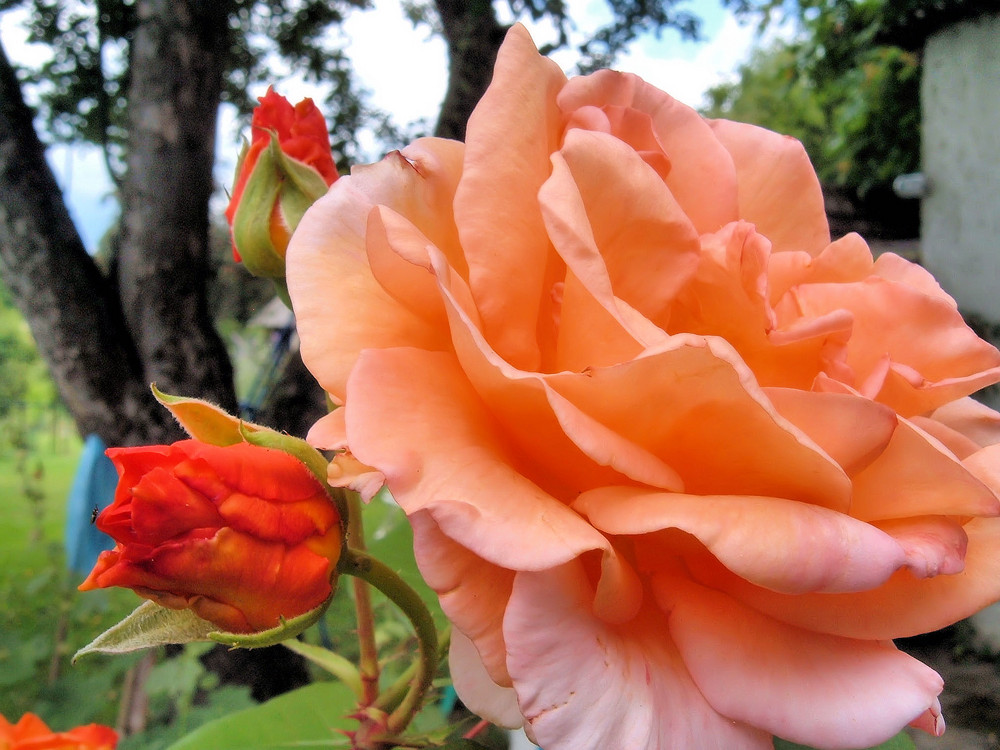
[226, 87, 338, 277]
[0, 712, 118, 750]
[80, 440, 342, 634]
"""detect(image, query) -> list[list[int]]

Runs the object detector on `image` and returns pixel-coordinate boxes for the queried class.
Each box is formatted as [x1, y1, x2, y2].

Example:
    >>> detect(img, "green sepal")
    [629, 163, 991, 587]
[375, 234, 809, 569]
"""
[208, 596, 332, 649]
[231, 162, 284, 278]
[271, 134, 330, 231]
[152, 384, 265, 446]
[73, 600, 215, 663]
[230, 131, 329, 279]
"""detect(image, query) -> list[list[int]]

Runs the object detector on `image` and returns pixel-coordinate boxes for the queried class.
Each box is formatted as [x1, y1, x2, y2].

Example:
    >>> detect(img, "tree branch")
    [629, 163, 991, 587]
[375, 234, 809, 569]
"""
[433, 0, 507, 140]
[0, 38, 173, 446]
[117, 0, 240, 415]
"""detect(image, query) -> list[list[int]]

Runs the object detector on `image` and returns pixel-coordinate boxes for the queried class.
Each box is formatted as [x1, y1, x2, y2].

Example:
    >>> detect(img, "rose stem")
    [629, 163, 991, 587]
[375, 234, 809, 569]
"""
[346, 491, 381, 707]
[340, 547, 439, 740]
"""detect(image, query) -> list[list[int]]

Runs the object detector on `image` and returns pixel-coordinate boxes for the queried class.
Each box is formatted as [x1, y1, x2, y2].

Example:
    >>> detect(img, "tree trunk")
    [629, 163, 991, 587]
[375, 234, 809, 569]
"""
[434, 0, 507, 140]
[118, 0, 238, 418]
[0, 40, 173, 447]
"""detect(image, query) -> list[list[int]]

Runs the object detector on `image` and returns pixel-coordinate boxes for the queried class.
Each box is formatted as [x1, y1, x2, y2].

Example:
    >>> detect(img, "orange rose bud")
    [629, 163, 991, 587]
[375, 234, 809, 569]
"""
[226, 87, 338, 277]
[80, 440, 342, 634]
[0, 712, 117, 750]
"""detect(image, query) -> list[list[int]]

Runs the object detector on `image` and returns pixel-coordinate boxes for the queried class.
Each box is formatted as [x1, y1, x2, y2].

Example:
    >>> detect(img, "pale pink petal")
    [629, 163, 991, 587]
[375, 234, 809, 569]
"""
[875, 516, 968, 578]
[541, 127, 700, 323]
[344, 347, 609, 570]
[548, 335, 852, 510]
[701, 516, 1000, 641]
[931, 397, 1000, 448]
[655, 576, 944, 750]
[558, 69, 739, 234]
[908, 698, 946, 737]
[307, 410, 385, 500]
[538, 146, 669, 351]
[411, 511, 513, 685]
[908, 414, 982, 459]
[306, 408, 347, 450]
[575, 486, 907, 594]
[767, 232, 874, 304]
[449, 628, 523, 728]
[872, 252, 957, 307]
[554, 269, 646, 371]
[964, 443, 1000, 494]
[783, 275, 1000, 415]
[432, 250, 683, 496]
[850, 417, 1000, 520]
[504, 563, 772, 750]
[763, 387, 897, 475]
[454, 24, 567, 370]
[709, 118, 830, 256]
[288, 148, 457, 400]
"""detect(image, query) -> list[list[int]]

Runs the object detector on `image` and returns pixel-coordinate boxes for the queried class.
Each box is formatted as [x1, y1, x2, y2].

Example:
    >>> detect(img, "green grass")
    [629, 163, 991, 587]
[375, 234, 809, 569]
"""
[0, 437, 144, 729]
[0, 448, 83, 572]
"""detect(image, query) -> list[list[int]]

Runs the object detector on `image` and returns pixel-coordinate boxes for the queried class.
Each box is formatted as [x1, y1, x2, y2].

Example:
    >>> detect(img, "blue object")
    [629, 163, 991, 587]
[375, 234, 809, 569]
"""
[65, 434, 118, 576]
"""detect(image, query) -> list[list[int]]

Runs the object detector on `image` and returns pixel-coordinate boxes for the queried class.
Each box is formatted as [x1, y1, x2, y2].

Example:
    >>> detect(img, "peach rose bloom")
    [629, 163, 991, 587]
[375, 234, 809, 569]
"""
[287, 24, 1000, 750]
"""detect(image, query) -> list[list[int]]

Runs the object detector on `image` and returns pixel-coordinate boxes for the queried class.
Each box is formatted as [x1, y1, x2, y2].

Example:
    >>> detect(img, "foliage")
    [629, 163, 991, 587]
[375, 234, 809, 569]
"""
[3, 0, 707, 172]
[0, 282, 57, 417]
[708, 0, 921, 200]
[0, 0, 376, 172]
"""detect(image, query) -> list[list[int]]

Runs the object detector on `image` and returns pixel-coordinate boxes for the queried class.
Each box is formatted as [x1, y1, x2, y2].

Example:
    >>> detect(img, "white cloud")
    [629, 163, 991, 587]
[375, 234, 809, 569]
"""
[616, 12, 759, 109]
[342, 0, 448, 128]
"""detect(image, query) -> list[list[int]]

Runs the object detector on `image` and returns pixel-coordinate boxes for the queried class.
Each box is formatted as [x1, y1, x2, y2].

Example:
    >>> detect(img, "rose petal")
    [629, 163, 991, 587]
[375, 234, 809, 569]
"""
[504, 563, 772, 750]
[559, 70, 739, 234]
[872, 252, 956, 307]
[449, 628, 523, 728]
[411, 511, 514, 685]
[703, 516, 1000, 640]
[433, 255, 683, 496]
[655, 576, 944, 750]
[549, 335, 852, 510]
[931, 397, 1000, 448]
[764, 387, 897, 475]
[288, 149, 456, 400]
[344, 347, 609, 570]
[454, 24, 567, 370]
[575, 486, 907, 594]
[850, 417, 1000, 520]
[708, 118, 830, 256]
[542, 127, 700, 324]
[767, 232, 874, 304]
[875, 516, 968, 578]
[782, 275, 1000, 415]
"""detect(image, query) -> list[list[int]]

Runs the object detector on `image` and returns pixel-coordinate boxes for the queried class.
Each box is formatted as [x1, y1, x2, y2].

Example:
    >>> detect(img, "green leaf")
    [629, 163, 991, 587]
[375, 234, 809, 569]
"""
[73, 601, 214, 662]
[774, 731, 916, 750]
[164, 681, 358, 750]
[282, 638, 363, 697]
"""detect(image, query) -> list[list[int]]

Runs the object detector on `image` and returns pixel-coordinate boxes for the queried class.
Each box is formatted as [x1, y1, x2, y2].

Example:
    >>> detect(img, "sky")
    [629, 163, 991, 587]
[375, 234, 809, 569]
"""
[1, 0, 766, 252]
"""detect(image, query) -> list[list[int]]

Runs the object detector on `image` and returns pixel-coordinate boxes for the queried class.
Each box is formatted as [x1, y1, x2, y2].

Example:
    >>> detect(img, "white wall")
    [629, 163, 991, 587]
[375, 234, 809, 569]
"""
[921, 13, 1000, 321]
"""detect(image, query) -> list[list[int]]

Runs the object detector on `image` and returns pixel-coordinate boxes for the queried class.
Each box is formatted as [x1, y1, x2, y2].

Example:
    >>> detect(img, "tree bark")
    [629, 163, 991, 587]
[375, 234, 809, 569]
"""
[433, 0, 507, 140]
[118, 0, 238, 417]
[0, 40, 173, 446]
